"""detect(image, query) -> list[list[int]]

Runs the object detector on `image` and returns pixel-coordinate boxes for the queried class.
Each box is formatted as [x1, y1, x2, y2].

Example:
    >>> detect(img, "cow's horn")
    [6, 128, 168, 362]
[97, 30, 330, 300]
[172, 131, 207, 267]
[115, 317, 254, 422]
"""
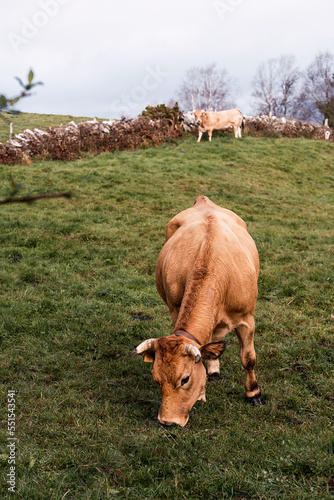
[184, 344, 201, 363]
[131, 338, 157, 357]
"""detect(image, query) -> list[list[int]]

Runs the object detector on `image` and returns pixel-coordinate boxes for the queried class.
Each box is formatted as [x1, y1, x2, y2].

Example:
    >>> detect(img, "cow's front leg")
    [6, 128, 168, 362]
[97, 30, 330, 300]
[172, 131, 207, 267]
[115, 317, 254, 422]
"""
[208, 129, 213, 141]
[235, 316, 265, 405]
[197, 130, 203, 142]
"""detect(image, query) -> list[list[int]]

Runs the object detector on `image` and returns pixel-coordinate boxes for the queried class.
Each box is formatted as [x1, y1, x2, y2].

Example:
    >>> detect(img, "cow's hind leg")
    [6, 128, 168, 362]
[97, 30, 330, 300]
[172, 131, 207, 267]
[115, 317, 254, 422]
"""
[235, 316, 265, 405]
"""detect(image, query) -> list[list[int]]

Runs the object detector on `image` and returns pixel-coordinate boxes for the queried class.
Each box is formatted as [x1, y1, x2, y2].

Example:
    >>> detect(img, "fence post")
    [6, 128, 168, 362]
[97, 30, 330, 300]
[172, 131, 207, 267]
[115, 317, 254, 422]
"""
[9, 122, 14, 141]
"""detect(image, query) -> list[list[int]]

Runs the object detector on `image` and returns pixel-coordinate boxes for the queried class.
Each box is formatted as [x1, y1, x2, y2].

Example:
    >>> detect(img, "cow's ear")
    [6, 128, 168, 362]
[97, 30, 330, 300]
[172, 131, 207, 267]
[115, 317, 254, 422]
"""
[200, 341, 225, 360]
[130, 348, 155, 363]
[143, 351, 155, 363]
[131, 339, 157, 363]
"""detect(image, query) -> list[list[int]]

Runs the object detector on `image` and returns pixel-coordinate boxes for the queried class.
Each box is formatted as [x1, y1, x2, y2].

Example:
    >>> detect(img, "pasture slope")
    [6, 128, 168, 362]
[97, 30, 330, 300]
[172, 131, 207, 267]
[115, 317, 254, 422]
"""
[0, 131, 333, 499]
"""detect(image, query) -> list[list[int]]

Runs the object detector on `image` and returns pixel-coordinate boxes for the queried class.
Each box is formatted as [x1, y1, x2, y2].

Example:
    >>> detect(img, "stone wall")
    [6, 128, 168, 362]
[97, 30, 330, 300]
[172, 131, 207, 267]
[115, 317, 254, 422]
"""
[1, 111, 332, 164]
[243, 115, 332, 141]
[182, 112, 333, 141]
[0, 117, 181, 164]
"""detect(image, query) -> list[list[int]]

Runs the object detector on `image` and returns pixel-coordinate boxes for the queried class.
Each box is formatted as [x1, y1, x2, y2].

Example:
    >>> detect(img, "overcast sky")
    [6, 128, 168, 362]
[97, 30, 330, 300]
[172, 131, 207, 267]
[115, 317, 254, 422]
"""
[2, 0, 334, 118]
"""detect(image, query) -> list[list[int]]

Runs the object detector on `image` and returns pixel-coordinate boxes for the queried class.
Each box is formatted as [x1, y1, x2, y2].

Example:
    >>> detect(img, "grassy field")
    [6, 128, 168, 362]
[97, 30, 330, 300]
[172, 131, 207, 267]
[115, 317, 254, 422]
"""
[0, 130, 333, 499]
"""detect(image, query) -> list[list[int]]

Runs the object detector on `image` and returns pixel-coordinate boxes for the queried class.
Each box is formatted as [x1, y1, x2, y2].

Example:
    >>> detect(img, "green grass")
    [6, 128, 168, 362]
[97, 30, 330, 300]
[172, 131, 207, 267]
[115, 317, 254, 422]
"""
[0, 133, 333, 499]
[0, 112, 105, 144]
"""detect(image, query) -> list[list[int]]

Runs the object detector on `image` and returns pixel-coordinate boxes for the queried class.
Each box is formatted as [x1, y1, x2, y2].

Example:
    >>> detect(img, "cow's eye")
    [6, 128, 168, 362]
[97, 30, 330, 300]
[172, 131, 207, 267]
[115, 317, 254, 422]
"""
[181, 376, 190, 386]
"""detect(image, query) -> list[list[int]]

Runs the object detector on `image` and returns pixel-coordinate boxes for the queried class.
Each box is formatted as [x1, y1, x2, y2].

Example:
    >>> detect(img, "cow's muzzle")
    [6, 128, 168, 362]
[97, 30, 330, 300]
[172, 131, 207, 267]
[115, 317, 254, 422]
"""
[158, 412, 189, 427]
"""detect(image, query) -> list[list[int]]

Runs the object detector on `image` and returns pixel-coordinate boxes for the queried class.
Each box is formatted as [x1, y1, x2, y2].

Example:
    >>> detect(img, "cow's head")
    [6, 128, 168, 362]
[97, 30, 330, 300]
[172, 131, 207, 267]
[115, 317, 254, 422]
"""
[131, 335, 225, 427]
[192, 109, 205, 126]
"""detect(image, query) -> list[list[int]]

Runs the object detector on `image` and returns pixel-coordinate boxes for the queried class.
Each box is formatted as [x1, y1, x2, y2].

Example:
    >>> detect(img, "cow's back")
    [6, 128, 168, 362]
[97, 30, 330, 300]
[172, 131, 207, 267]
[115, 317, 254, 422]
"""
[202, 109, 243, 129]
[156, 196, 259, 330]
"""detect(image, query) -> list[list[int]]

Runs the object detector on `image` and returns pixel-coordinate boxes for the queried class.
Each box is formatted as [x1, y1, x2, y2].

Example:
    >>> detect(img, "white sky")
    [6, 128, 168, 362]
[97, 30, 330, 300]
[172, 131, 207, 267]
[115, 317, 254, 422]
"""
[1, 0, 334, 118]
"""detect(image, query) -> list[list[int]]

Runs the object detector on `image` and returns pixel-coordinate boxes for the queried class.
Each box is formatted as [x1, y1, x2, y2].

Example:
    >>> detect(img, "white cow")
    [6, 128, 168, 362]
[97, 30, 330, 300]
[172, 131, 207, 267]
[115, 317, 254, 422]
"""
[193, 109, 244, 141]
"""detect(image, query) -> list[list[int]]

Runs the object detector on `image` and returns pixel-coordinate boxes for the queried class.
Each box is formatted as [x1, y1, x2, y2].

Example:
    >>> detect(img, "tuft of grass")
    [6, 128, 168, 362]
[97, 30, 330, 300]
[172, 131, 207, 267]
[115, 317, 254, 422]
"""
[0, 133, 333, 499]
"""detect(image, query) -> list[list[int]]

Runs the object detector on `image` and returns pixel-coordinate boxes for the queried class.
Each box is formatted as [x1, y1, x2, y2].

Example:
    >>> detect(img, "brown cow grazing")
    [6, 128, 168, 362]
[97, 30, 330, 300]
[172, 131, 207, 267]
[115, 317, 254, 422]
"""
[131, 195, 264, 427]
[193, 109, 244, 141]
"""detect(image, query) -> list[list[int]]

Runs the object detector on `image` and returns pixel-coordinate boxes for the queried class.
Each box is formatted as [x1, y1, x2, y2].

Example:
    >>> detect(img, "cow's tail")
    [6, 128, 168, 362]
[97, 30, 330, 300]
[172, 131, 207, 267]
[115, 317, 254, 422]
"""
[241, 116, 245, 132]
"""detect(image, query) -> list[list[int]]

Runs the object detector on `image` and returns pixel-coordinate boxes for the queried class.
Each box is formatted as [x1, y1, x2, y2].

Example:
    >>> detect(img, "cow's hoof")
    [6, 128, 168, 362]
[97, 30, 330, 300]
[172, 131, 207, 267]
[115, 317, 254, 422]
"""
[208, 372, 220, 381]
[247, 393, 265, 406]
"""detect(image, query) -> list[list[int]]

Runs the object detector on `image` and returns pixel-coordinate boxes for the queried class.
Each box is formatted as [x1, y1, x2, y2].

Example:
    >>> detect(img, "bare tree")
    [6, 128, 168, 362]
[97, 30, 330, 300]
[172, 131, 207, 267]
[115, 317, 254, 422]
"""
[176, 63, 237, 111]
[296, 51, 334, 123]
[251, 59, 279, 116]
[277, 55, 300, 118]
[251, 56, 300, 117]
[317, 73, 334, 126]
